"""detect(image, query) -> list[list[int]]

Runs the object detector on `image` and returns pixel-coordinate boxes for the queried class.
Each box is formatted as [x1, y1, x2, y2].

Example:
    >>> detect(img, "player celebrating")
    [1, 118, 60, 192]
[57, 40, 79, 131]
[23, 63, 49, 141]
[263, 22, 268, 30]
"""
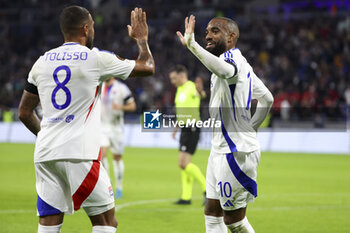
[18, 6, 154, 233]
[177, 15, 273, 232]
[100, 77, 136, 199]
[169, 65, 206, 205]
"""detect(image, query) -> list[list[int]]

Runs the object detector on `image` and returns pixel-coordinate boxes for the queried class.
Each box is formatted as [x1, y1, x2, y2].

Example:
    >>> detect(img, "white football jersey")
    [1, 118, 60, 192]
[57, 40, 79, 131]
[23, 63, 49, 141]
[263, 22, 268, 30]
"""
[209, 48, 270, 153]
[27, 42, 135, 162]
[101, 79, 134, 128]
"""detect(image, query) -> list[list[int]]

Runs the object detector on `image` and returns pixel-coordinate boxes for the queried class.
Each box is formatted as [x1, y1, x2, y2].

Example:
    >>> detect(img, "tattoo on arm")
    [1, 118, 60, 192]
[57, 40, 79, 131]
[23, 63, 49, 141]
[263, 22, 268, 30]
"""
[137, 39, 152, 61]
[129, 39, 155, 77]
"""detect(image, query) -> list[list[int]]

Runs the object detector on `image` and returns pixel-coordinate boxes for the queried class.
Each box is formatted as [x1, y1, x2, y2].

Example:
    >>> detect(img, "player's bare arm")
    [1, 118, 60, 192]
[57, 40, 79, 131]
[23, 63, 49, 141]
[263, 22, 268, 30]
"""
[176, 15, 236, 80]
[172, 126, 179, 140]
[195, 76, 206, 99]
[18, 90, 41, 136]
[251, 91, 274, 131]
[127, 8, 155, 77]
[112, 101, 136, 112]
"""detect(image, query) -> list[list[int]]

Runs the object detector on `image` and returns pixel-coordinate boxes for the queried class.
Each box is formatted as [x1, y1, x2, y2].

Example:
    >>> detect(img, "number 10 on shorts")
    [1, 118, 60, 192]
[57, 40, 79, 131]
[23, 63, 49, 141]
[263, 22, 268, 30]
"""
[218, 181, 232, 198]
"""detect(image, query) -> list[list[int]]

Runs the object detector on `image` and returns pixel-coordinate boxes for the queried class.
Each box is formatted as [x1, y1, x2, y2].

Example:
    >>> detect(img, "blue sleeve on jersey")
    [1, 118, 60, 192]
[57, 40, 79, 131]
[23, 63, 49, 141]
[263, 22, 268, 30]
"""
[223, 50, 238, 77]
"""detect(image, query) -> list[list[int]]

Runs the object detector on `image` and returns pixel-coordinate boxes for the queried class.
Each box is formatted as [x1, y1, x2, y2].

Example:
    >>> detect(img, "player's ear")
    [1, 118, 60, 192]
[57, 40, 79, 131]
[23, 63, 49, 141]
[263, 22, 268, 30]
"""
[227, 32, 236, 44]
[82, 24, 89, 37]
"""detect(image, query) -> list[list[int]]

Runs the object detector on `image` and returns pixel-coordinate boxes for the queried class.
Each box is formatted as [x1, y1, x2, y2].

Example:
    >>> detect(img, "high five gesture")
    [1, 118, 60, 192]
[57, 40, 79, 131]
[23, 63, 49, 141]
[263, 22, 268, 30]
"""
[127, 8, 149, 41]
[127, 8, 155, 77]
[176, 15, 196, 47]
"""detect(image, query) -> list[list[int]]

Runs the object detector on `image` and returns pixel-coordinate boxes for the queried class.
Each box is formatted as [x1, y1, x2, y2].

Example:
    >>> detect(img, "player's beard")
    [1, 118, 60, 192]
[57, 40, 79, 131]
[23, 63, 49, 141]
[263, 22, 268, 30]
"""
[206, 38, 227, 57]
[86, 33, 94, 49]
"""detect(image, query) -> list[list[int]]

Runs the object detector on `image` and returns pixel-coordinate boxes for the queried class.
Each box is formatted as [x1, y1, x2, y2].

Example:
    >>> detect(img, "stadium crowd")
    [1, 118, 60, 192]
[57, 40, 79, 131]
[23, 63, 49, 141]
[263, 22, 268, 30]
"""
[1, 0, 350, 124]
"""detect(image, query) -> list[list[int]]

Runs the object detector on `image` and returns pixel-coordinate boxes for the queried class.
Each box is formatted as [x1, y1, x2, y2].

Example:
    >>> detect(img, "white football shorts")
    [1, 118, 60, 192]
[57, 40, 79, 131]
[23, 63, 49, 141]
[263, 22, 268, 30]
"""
[35, 159, 115, 216]
[206, 150, 260, 211]
[100, 126, 124, 155]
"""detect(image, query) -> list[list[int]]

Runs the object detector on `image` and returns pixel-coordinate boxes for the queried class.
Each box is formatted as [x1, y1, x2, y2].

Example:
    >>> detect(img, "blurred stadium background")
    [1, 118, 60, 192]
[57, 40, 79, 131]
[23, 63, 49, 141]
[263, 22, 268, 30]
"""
[1, 0, 349, 151]
[0, 0, 350, 232]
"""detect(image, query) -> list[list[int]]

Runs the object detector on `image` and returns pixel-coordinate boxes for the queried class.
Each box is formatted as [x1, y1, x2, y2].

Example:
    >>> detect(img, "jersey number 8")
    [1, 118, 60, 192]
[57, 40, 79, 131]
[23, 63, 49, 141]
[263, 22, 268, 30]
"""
[51, 65, 71, 110]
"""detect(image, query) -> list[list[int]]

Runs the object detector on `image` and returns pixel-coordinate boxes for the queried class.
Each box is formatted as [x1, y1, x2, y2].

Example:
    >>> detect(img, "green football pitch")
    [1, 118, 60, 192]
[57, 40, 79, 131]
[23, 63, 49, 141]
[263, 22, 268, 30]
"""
[0, 143, 349, 233]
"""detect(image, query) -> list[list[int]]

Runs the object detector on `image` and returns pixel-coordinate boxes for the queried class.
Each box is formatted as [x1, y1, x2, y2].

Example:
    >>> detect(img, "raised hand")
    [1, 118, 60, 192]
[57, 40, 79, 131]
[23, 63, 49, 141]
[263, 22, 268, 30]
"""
[195, 76, 204, 92]
[176, 14, 196, 47]
[195, 76, 206, 99]
[127, 8, 155, 77]
[127, 8, 148, 41]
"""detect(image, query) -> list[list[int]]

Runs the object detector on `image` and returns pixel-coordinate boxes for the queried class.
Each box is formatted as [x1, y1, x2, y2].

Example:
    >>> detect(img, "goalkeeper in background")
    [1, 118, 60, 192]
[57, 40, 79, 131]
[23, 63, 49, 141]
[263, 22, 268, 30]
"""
[169, 65, 207, 205]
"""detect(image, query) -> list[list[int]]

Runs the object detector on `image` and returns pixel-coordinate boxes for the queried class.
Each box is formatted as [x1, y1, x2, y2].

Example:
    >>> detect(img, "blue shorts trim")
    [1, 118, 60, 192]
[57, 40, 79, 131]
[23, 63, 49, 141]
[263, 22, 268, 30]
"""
[37, 195, 62, 216]
[226, 153, 257, 197]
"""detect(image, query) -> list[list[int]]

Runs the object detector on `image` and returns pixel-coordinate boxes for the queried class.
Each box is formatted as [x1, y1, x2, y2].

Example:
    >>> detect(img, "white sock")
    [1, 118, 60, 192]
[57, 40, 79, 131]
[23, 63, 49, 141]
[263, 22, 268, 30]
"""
[102, 158, 109, 173]
[113, 159, 124, 190]
[205, 215, 226, 233]
[38, 223, 62, 233]
[92, 225, 116, 233]
[227, 217, 255, 233]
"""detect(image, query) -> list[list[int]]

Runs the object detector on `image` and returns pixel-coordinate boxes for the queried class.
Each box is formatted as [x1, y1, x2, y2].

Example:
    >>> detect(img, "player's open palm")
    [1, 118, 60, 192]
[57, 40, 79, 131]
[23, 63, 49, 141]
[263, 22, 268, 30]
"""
[177, 15, 196, 47]
[127, 8, 148, 41]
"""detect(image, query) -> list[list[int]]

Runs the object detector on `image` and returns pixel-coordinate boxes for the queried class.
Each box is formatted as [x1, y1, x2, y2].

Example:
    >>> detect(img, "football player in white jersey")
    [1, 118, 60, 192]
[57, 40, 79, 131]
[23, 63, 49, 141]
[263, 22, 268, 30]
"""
[18, 6, 154, 233]
[177, 15, 274, 233]
[100, 78, 136, 199]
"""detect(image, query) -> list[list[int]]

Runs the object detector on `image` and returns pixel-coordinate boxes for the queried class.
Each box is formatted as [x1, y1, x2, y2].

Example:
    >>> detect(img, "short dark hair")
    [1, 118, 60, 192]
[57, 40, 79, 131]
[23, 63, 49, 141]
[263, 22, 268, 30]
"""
[169, 64, 188, 74]
[214, 17, 239, 38]
[60, 5, 90, 36]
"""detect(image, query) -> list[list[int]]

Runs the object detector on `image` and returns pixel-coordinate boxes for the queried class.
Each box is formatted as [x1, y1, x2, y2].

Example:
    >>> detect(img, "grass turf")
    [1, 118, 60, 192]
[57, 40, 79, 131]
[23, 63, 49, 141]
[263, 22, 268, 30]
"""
[0, 143, 349, 232]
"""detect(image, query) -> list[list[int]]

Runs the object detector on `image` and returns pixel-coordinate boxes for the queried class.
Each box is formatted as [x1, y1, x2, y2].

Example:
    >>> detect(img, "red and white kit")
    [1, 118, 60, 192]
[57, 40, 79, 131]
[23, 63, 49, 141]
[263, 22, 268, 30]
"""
[28, 42, 135, 215]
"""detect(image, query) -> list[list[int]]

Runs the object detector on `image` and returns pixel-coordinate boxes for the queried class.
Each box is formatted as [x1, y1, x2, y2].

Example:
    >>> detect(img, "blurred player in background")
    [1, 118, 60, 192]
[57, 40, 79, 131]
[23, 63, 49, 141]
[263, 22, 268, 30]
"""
[177, 15, 273, 233]
[100, 77, 136, 199]
[169, 65, 207, 205]
[18, 6, 154, 233]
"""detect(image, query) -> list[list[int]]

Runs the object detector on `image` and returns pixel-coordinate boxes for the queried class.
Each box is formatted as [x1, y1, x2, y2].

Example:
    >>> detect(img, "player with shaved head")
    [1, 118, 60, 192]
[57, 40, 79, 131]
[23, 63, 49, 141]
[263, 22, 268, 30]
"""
[177, 15, 274, 233]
